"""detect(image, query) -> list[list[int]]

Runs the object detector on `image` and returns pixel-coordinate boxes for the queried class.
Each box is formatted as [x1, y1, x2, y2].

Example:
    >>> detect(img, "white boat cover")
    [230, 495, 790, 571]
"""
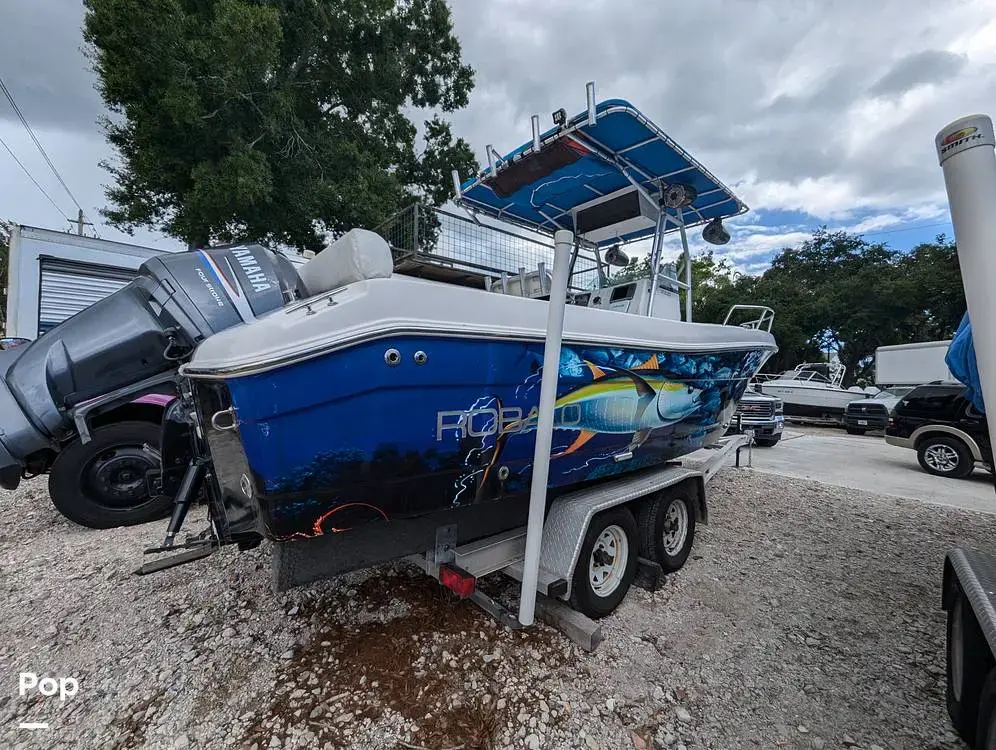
[296, 228, 393, 296]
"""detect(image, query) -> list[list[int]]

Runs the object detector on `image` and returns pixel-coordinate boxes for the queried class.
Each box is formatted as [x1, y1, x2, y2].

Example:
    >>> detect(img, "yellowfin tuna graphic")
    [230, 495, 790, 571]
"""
[513, 358, 702, 457]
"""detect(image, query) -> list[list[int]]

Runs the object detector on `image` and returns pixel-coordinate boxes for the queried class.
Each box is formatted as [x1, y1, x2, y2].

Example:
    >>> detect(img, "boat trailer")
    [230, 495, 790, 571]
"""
[404, 433, 750, 649]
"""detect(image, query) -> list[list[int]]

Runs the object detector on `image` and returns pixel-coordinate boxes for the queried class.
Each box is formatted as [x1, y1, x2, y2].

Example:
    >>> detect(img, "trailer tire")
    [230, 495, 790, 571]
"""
[638, 487, 696, 573]
[948, 589, 991, 744]
[975, 668, 996, 750]
[570, 506, 638, 619]
[49, 421, 170, 529]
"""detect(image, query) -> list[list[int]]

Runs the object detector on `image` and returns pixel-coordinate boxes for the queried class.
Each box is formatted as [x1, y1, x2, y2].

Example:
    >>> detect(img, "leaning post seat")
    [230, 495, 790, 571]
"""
[297, 228, 395, 296]
[487, 267, 553, 298]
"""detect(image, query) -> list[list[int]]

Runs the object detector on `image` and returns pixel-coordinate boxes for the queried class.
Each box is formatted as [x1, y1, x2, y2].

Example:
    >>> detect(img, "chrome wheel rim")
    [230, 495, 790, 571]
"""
[662, 499, 689, 556]
[925, 444, 960, 473]
[588, 524, 629, 597]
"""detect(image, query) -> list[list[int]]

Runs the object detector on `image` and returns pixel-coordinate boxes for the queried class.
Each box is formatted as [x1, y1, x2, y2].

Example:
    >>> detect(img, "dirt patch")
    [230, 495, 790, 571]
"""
[245, 568, 557, 749]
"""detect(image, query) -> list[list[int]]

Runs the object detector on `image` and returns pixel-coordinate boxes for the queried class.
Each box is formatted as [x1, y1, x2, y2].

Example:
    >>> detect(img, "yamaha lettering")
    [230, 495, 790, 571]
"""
[232, 248, 273, 293]
[224, 244, 284, 315]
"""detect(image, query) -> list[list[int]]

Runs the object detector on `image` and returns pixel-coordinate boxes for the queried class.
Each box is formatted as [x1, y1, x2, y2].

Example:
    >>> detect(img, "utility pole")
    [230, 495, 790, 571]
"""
[74, 209, 93, 236]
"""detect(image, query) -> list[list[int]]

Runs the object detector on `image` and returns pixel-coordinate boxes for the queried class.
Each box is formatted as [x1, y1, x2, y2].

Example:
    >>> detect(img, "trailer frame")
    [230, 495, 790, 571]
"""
[407, 433, 749, 649]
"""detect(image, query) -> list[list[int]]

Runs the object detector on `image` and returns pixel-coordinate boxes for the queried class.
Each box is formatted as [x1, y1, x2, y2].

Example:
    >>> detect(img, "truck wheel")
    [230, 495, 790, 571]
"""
[570, 506, 638, 619]
[948, 590, 991, 744]
[975, 669, 996, 750]
[638, 487, 696, 573]
[919, 436, 974, 478]
[49, 421, 171, 529]
[845, 427, 866, 436]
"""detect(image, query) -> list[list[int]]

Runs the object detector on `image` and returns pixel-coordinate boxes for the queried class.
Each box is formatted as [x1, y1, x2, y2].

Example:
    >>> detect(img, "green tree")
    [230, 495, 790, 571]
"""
[84, 0, 478, 251]
[604, 254, 653, 285]
[684, 250, 737, 321]
[690, 229, 966, 384]
[892, 235, 965, 342]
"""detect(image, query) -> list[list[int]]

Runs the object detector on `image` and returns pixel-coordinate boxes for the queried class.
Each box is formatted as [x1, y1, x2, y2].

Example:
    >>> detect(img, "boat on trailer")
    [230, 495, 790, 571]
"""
[755, 362, 864, 421]
[144, 83, 777, 621]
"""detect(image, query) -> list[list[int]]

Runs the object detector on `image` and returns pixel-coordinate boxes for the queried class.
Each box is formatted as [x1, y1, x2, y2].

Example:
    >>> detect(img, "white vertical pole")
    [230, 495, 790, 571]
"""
[518, 229, 573, 626]
[677, 210, 692, 322]
[936, 115, 996, 458]
[451, 170, 462, 200]
[586, 82, 597, 127]
[646, 210, 668, 317]
[531, 115, 541, 152]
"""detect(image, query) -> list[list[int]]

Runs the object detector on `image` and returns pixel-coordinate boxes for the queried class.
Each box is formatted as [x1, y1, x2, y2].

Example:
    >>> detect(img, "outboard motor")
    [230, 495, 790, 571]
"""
[0, 244, 305, 490]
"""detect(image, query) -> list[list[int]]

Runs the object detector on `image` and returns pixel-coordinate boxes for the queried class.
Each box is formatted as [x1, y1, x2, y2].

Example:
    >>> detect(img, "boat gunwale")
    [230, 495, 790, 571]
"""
[181, 324, 777, 381]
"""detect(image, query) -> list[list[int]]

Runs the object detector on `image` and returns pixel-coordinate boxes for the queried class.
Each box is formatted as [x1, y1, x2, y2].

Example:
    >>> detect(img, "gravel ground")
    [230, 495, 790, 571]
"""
[0, 468, 991, 750]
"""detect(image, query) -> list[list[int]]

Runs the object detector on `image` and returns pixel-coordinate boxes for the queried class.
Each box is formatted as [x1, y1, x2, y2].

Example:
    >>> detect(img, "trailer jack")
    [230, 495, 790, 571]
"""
[136, 528, 218, 575]
[135, 543, 218, 576]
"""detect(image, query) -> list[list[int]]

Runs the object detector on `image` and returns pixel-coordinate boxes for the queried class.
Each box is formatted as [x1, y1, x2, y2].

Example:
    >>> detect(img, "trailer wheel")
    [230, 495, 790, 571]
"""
[948, 589, 991, 744]
[975, 669, 996, 750]
[570, 507, 638, 619]
[49, 421, 170, 529]
[638, 487, 697, 573]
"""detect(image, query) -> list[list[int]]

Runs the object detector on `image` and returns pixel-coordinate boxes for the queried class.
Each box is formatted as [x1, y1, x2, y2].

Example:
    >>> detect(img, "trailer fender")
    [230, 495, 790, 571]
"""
[537, 466, 704, 601]
[689, 475, 707, 525]
[944, 548, 996, 656]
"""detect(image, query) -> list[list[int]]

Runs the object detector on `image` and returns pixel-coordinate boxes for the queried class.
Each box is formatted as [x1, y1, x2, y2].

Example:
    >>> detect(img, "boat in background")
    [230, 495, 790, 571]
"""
[755, 362, 864, 421]
[148, 87, 778, 578]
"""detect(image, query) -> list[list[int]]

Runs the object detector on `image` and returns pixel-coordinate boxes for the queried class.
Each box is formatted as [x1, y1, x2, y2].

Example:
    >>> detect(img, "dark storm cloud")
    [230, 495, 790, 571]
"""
[870, 50, 968, 97]
[0, 0, 102, 132]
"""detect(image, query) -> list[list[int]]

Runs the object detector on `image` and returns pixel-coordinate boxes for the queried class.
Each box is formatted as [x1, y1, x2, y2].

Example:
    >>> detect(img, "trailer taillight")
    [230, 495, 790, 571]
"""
[438, 564, 476, 598]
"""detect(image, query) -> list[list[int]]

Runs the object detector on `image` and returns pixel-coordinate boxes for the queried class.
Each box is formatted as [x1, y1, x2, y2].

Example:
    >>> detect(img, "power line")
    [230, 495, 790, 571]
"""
[0, 131, 71, 220]
[858, 221, 951, 237]
[0, 75, 85, 215]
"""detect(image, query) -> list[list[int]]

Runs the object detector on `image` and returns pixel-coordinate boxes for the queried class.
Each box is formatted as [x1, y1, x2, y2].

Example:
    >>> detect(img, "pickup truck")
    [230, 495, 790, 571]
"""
[728, 388, 783, 447]
[842, 386, 913, 435]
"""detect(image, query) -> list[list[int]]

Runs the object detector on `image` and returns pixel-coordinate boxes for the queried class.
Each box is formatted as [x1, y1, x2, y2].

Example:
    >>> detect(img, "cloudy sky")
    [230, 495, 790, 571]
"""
[2, 0, 996, 269]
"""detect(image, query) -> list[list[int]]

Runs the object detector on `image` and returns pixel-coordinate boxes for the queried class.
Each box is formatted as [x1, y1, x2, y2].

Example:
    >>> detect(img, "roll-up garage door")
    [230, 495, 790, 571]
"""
[38, 258, 137, 334]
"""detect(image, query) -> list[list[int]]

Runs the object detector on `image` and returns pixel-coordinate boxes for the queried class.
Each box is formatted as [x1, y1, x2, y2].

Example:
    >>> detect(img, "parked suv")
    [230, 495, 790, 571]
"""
[842, 386, 913, 435]
[727, 387, 783, 447]
[885, 383, 992, 478]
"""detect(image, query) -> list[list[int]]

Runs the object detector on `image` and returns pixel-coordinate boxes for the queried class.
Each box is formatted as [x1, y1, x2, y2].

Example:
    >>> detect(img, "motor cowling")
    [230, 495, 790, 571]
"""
[0, 244, 305, 489]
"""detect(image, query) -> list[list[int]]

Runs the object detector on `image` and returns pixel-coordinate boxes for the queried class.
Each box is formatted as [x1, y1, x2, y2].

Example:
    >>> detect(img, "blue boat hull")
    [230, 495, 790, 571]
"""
[213, 335, 767, 540]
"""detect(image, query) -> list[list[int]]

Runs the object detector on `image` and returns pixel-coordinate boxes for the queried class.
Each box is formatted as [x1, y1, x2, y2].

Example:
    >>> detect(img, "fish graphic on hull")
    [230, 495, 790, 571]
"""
[518, 356, 703, 456]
